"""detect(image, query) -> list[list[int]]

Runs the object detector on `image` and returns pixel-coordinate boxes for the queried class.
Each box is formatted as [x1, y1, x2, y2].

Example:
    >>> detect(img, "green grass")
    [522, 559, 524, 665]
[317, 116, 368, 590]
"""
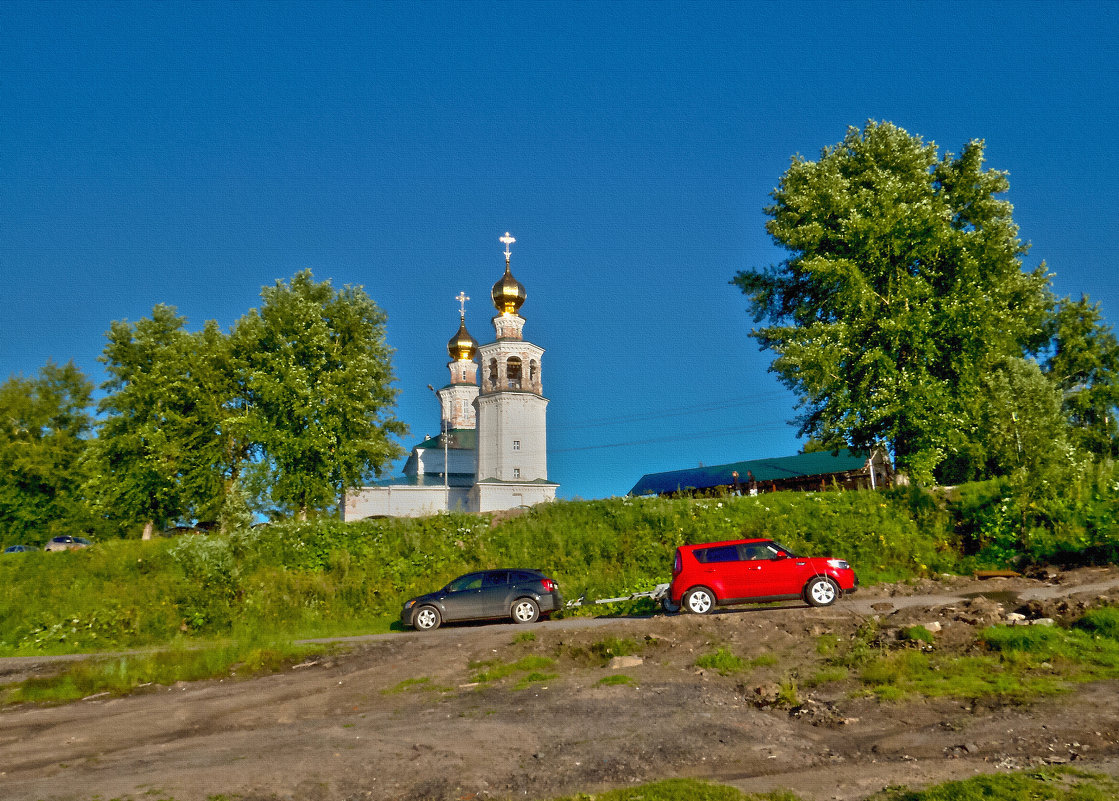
[695, 648, 746, 675]
[3, 475, 1117, 658]
[512, 631, 536, 643]
[515, 671, 557, 689]
[900, 625, 936, 644]
[470, 654, 555, 684]
[382, 676, 431, 694]
[590, 636, 642, 660]
[551, 778, 804, 801]
[867, 766, 1119, 800]
[1074, 605, 1119, 639]
[823, 610, 1119, 702]
[695, 648, 779, 675]
[598, 674, 634, 686]
[1, 640, 331, 706]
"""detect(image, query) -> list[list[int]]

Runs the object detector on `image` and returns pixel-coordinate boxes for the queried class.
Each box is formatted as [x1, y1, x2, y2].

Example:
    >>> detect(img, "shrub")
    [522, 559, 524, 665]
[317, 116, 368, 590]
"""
[1074, 606, 1119, 640]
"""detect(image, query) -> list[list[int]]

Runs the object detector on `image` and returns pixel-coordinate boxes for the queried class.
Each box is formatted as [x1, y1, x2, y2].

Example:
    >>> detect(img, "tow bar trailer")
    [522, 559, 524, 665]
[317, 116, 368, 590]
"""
[564, 582, 679, 613]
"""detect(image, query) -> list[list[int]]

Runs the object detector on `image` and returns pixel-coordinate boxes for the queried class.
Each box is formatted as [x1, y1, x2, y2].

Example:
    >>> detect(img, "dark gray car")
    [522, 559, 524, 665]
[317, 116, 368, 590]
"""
[402, 569, 563, 631]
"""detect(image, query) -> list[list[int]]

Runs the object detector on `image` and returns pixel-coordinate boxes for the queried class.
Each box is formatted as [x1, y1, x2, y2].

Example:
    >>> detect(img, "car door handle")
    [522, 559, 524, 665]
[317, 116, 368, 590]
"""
[796, 562, 806, 566]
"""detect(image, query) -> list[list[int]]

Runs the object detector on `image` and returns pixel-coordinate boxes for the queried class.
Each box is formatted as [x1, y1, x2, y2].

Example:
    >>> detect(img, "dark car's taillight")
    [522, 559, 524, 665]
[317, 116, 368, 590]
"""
[541, 578, 556, 592]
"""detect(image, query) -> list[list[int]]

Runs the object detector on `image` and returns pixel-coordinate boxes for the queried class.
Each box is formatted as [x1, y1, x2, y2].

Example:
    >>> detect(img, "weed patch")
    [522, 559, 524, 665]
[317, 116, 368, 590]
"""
[515, 671, 557, 689]
[1, 641, 330, 706]
[598, 674, 634, 686]
[590, 637, 642, 661]
[382, 677, 431, 694]
[695, 648, 746, 675]
[867, 766, 1119, 800]
[550, 777, 803, 801]
[470, 655, 555, 684]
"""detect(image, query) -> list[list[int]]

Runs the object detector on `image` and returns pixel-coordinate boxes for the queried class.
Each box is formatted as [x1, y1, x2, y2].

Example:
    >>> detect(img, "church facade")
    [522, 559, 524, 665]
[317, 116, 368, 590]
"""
[343, 233, 558, 519]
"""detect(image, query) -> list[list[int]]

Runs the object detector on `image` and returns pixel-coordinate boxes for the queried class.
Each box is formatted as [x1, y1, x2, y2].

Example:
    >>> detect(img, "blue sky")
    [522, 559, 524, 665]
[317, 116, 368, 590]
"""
[2, 1, 1116, 500]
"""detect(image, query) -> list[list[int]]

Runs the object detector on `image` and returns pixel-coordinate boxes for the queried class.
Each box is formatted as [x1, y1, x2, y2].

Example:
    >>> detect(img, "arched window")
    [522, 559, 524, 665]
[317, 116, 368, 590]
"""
[506, 356, 522, 389]
[488, 358, 498, 390]
[529, 359, 538, 388]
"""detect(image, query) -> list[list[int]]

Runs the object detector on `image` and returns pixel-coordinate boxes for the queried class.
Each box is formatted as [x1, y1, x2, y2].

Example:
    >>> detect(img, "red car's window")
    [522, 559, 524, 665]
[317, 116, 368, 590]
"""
[696, 545, 740, 563]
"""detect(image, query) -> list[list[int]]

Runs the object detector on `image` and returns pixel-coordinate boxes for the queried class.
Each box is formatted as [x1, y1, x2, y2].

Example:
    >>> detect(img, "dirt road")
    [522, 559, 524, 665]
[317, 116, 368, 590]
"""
[3, 567, 1119, 801]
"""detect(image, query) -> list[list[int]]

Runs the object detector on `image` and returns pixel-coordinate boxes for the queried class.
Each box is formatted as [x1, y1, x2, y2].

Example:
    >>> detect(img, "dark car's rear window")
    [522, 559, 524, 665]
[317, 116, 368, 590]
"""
[511, 571, 540, 583]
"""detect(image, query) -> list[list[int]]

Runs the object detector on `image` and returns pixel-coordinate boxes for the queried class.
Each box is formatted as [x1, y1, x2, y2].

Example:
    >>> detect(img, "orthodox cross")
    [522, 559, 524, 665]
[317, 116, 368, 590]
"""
[456, 291, 470, 319]
[500, 231, 515, 262]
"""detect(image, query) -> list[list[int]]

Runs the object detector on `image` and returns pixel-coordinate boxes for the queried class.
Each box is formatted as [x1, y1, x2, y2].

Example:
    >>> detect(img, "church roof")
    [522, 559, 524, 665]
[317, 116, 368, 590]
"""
[414, 428, 478, 451]
[629, 449, 870, 496]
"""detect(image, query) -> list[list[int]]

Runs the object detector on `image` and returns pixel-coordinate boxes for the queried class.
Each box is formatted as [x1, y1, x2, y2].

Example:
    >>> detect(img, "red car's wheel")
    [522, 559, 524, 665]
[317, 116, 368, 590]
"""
[804, 576, 839, 607]
[683, 586, 715, 614]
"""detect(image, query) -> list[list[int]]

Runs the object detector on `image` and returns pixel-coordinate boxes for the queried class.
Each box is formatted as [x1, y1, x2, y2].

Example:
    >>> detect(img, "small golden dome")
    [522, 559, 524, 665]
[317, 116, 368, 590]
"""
[492, 264, 526, 314]
[447, 317, 478, 361]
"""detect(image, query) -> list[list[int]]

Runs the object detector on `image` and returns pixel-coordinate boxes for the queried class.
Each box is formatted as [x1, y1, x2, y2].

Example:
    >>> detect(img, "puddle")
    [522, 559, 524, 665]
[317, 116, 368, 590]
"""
[962, 590, 1021, 606]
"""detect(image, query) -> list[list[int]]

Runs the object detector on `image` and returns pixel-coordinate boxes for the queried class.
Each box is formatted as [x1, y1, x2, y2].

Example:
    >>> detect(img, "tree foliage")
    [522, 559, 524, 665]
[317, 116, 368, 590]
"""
[85, 306, 242, 534]
[1045, 296, 1119, 457]
[235, 270, 405, 517]
[0, 362, 94, 544]
[734, 121, 1053, 482]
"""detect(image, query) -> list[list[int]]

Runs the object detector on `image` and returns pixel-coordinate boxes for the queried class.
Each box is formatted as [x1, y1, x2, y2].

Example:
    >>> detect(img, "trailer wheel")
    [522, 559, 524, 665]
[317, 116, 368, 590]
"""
[661, 597, 680, 613]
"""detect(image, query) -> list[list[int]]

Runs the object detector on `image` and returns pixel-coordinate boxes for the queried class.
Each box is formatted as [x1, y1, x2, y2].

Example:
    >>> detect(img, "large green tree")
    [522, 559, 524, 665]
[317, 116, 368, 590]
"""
[85, 306, 241, 537]
[234, 270, 405, 517]
[733, 121, 1053, 482]
[1044, 296, 1119, 458]
[0, 361, 94, 544]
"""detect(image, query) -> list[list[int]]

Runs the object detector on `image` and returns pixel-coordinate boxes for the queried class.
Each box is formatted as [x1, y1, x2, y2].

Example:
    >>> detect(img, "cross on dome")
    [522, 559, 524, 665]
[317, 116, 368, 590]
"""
[500, 232, 515, 263]
[456, 291, 470, 319]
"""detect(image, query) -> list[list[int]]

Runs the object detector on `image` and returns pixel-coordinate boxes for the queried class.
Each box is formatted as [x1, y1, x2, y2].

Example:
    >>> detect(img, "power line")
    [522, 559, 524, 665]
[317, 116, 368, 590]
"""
[549, 420, 794, 453]
[557, 392, 792, 430]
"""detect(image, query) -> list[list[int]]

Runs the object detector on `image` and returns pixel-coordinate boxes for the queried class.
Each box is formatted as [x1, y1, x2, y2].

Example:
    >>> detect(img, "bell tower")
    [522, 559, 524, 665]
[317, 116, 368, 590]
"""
[472, 233, 557, 511]
[437, 291, 480, 431]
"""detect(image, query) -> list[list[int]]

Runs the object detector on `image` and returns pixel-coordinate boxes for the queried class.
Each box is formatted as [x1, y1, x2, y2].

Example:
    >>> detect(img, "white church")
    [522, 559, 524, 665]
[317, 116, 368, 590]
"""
[343, 233, 559, 518]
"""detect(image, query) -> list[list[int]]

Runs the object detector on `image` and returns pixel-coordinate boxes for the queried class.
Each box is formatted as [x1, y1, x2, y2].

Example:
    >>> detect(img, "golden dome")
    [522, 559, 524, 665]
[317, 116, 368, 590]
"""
[447, 317, 478, 361]
[492, 263, 526, 314]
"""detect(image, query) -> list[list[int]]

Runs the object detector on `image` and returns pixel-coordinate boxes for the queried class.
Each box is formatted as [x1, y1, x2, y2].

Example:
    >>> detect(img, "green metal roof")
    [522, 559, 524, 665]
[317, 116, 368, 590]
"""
[628, 449, 870, 496]
[366, 472, 477, 489]
[414, 428, 478, 451]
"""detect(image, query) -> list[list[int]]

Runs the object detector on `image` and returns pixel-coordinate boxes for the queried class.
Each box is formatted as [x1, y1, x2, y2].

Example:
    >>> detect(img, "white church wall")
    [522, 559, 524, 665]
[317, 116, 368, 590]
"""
[413, 446, 477, 477]
[472, 482, 557, 513]
[344, 485, 471, 519]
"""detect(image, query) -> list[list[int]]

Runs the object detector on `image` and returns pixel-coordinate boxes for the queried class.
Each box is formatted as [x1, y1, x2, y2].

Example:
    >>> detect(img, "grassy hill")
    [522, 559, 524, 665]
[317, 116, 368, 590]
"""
[2, 477, 1116, 656]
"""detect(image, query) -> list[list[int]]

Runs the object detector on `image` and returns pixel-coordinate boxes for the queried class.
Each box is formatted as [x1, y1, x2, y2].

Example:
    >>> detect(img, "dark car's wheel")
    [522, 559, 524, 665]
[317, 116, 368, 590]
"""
[414, 605, 442, 631]
[661, 597, 680, 613]
[683, 586, 715, 614]
[804, 576, 839, 607]
[511, 598, 540, 624]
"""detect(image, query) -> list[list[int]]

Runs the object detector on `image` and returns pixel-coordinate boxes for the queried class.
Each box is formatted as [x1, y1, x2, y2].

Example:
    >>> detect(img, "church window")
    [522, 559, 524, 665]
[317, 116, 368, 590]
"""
[488, 358, 498, 390]
[529, 359, 537, 384]
[513, 468, 521, 478]
[513, 440, 520, 450]
[461, 368, 467, 381]
[506, 356, 522, 389]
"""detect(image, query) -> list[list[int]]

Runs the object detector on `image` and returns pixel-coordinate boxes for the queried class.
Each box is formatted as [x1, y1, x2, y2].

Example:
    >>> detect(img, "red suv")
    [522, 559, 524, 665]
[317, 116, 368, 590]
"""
[669, 538, 857, 614]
